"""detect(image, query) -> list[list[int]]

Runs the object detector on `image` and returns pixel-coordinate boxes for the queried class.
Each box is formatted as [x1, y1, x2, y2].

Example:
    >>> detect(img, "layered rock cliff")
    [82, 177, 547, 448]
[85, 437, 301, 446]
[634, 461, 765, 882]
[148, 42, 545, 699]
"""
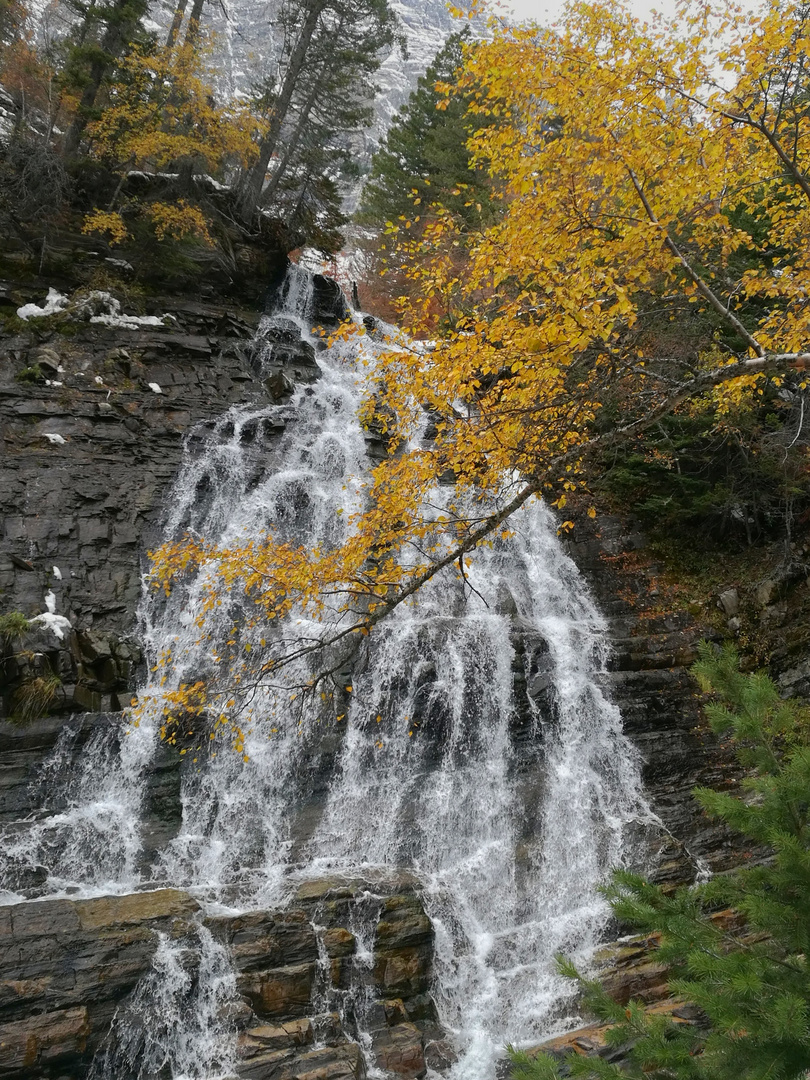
[0, 879, 442, 1080]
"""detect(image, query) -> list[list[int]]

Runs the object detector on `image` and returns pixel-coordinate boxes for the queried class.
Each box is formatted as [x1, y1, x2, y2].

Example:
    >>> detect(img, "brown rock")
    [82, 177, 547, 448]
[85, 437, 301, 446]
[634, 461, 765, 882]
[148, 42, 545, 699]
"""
[0, 1007, 90, 1075]
[374, 949, 429, 999]
[375, 897, 432, 949]
[239, 1041, 364, 1080]
[238, 1018, 314, 1056]
[74, 888, 198, 929]
[322, 927, 355, 958]
[239, 963, 316, 1018]
[207, 910, 318, 972]
[372, 1022, 425, 1078]
[0, 889, 200, 1077]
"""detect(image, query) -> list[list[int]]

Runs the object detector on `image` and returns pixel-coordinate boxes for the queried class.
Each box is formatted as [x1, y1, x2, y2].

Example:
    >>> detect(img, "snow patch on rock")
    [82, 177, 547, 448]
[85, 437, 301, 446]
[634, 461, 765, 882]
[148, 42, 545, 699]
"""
[31, 611, 72, 641]
[17, 288, 69, 321]
[76, 290, 166, 329]
[31, 591, 71, 641]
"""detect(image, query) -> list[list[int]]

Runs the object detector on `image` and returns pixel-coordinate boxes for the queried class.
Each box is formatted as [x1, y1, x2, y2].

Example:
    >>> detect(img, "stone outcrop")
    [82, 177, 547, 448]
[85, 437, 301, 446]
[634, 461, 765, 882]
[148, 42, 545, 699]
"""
[517, 909, 751, 1074]
[1, 269, 788, 1080]
[0, 878, 438, 1080]
[0, 281, 303, 722]
[0, 272, 748, 887]
[566, 510, 753, 885]
[0, 287, 262, 629]
[0, 889, 198, 1079]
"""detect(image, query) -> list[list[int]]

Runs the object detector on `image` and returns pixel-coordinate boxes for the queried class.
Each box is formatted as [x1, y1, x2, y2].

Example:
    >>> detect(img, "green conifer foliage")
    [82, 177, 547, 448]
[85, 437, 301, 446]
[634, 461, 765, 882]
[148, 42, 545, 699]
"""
[356, 29, 495, 246]
[512, 643, 810, 1080]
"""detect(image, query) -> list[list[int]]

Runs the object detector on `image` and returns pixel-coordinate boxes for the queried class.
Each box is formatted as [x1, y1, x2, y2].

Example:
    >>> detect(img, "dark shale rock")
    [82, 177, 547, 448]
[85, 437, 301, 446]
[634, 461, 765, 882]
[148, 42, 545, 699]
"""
[565, 509, 754, 885]
[0, 889, 199, 1078]
[0, 879, 436, 1080]
[0, 712, 182, 881]
[311, 274, 350, 327]
[0, 286, 268, 722]
[1, 273, 791, 1080]
[206, 909, 319, 972]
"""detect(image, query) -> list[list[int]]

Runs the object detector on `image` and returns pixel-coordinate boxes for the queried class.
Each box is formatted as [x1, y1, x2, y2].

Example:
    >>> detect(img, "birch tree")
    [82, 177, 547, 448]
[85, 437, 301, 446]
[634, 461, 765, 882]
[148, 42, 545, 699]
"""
[149, 0, 810, 734]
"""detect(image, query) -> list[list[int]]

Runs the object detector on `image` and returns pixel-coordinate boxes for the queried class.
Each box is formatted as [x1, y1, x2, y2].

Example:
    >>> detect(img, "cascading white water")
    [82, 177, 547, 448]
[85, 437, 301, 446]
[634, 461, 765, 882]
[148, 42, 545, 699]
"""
[0, 704, 159, 900]
[0, 266, 657, 1078]
[90, 924, 238, 1080]
[303, 493, 649, 1076]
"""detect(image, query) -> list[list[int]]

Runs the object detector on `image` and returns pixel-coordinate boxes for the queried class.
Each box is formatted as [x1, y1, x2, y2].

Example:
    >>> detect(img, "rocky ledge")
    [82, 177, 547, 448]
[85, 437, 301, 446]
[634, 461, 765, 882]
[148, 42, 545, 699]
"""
[0, 876, 442, 1080]
[519, 909, 751, 1074]
[566, 510, 755, 886]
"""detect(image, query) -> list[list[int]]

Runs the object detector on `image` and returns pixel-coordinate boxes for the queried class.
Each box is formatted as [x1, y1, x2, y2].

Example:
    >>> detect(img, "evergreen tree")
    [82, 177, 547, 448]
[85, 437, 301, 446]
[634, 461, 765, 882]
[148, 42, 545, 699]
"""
[60, 0, 152, 156]
[237, 0, 400, 229]
[512, 643, 810, 1080]
[356, 29, 495, 243]
[255, 0, 397, 252]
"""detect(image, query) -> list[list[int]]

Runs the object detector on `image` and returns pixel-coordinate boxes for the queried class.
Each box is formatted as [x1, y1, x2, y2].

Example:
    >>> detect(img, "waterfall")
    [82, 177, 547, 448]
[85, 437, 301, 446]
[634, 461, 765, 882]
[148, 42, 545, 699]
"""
[90, 923, 239, 1080]
[0, 266, 655, 1078]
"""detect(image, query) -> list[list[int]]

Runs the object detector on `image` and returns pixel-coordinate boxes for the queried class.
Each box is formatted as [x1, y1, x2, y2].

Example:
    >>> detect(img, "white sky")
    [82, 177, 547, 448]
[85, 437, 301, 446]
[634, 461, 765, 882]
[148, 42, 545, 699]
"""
[503, 0, 675, 24]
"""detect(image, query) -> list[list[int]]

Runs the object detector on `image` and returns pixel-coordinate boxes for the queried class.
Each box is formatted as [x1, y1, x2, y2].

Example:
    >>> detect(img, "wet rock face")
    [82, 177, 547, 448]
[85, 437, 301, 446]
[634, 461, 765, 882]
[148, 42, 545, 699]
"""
[311, 274, 350, 327]
[0, 287, 269, 720]
[0, 879, 438, 1080]
[0, 713, 182, 890]
[0, 889, 199, 1079]
[565, 511, 753, 884]
[0, 273, 777, 1079]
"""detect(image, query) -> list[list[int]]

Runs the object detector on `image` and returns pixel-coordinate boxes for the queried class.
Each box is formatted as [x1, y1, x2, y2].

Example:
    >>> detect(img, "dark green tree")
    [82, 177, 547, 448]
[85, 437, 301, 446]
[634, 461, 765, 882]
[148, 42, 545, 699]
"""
[61, 0, 152, 157]
[356, 29, 495, 244]
[255, 0, 398, 252]
[512, 643, 810, 1080]
[237, 0, 400, 225]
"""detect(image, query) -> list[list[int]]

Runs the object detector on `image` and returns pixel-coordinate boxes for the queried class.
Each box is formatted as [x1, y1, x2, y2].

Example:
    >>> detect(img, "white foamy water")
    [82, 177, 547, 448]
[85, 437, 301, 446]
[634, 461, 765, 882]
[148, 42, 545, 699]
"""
[0, 267, 656, 1078]
[90, 924, 239, 1080]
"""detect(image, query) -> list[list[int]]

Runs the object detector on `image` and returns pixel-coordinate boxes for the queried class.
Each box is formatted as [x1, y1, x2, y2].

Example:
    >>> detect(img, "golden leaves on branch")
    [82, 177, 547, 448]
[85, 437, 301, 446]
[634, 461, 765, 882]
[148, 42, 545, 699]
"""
[82, 39, 261, 244]
[144, 0, 810, 748]
[82, 209, 130, 246]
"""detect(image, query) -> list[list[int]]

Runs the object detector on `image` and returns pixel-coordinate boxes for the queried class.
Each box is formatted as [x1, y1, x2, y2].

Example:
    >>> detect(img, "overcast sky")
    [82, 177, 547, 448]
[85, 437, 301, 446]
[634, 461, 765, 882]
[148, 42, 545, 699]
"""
[503, 0, 673, 25]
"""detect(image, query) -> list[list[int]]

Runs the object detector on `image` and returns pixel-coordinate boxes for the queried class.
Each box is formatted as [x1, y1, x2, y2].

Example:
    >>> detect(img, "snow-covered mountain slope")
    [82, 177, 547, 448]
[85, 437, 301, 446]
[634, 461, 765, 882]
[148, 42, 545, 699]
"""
[149, 0, 466, 143]
[374, 1, 462, 135]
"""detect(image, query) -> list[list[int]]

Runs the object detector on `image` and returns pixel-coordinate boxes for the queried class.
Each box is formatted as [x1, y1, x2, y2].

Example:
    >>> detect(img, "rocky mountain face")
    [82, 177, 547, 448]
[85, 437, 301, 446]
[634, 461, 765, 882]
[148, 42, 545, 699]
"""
[145, 0, 461, 137]
[0, 272, 738, 881]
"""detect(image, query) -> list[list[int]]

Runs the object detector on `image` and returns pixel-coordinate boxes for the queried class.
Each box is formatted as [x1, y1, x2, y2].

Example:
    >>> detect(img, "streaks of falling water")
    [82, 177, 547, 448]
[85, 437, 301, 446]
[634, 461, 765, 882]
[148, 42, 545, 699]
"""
[304, 494, 652, 1078]
[0, 709, 159, 902]
[0, 265, 657, 1079]
[89, 923, 239, 1080]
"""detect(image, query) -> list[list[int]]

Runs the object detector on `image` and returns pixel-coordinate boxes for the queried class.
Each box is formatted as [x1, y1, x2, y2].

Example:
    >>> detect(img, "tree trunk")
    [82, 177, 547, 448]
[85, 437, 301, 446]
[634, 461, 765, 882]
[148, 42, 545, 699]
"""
[62, 0, 146, 158]
[183, 0, 205, 48]
[237, 0, 328, 221]
[165, 0, 189, 48]
[259, 81, 320, 207]
[259, 15, 345, 209]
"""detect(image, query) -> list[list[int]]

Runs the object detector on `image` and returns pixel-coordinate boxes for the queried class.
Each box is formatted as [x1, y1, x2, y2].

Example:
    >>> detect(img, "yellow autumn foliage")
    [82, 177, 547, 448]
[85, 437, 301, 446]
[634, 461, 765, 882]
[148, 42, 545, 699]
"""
[83, 39, 260, 245]
[147, 0, 810, 735]
[87, 41, 256, 175]
[147, 199, 212, 243]
[82, 209, 130, 245]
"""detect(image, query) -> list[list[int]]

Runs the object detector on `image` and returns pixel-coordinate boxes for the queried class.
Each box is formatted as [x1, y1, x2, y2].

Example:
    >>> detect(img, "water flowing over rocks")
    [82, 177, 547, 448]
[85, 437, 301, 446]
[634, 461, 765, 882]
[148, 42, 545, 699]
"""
[0, 878, 439, 1080]
[0, 265, 769, 1079]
